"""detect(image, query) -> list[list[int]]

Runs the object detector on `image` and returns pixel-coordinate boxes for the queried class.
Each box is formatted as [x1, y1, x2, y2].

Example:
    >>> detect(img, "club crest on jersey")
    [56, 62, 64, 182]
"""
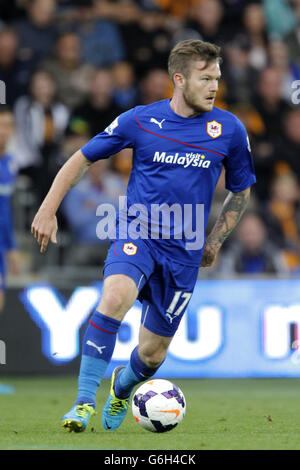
[123, 242, 138, 256]
[207, 120, 222, 138]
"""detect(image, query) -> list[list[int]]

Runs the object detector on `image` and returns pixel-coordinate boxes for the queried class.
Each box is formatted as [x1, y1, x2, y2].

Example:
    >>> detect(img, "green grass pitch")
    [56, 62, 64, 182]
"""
[0, 376, 300, 450]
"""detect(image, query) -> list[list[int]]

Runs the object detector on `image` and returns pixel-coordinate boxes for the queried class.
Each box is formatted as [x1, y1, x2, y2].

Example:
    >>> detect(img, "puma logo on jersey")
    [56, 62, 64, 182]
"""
[150, 118, 166, 129]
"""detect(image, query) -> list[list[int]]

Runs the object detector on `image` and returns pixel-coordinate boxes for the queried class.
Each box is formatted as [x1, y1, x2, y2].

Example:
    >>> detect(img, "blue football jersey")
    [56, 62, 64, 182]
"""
[81, 99, 256, 266]
[0, 154, 17, 252]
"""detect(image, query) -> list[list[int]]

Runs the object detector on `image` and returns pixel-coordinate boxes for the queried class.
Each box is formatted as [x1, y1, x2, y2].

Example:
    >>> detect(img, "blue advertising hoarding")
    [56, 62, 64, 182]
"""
[18, 279, 300, 378]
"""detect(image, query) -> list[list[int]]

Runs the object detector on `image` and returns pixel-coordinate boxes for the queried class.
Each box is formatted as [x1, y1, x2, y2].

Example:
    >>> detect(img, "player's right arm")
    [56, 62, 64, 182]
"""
[31, 109, 136, 253]
[31, 149, 92, 253]
[31, 108, 136, 254]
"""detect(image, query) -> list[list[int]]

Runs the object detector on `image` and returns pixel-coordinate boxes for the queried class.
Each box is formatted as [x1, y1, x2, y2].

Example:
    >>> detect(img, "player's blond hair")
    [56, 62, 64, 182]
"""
[168, 39, 222, 84]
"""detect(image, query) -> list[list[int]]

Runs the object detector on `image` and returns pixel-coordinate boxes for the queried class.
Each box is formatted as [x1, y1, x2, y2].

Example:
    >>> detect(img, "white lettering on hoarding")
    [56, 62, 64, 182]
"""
[169, 305, 223, 360]
[23, 286, 99, 362]
[22, 286, 223, 364]
[263, 304, 300, 358]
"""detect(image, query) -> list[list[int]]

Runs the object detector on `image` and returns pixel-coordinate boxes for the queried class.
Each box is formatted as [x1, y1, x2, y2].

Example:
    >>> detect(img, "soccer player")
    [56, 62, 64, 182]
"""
[0, 106, 19, 314]
[31, 40, 256, 432]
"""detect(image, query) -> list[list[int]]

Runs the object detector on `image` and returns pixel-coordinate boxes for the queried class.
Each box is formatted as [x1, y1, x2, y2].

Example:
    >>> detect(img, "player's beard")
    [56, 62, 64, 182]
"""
[183, 82, 213, 115]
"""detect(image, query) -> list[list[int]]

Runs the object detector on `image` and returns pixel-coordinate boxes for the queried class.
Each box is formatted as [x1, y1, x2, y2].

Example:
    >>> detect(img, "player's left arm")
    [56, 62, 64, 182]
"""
[201, 115, 256, 267]
[201, 186, 250, 267]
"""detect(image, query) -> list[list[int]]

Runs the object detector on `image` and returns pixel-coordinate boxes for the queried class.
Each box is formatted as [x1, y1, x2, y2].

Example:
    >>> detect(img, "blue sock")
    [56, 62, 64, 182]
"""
[75, 311, 121, 407]
[114, 346, 163, 399]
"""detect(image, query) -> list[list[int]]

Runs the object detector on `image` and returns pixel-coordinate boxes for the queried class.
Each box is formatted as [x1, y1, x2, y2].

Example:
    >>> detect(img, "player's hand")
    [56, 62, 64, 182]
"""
[31, 212, 58, 253]
[200, 242, 219, 267]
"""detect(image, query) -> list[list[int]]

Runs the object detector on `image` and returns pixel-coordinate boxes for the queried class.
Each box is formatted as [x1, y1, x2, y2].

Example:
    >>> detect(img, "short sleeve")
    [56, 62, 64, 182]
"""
[224, 117, 256, 192]
[81, 108, 136, 162]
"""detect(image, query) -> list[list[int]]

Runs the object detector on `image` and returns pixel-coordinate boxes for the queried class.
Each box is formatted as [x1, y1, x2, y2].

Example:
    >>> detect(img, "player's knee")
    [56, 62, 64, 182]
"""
[139, 348, 166, 369]
[100, 289, 127, 317]
[99, 284, 136, 319]
[99, 275, 138, 319]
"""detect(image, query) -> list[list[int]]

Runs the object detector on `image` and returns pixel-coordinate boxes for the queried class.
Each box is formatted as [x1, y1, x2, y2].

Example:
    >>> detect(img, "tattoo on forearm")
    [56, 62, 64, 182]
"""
[69, 161, 92, 190]
[69, 169, 84, 190]
[207, 189, 250, 249]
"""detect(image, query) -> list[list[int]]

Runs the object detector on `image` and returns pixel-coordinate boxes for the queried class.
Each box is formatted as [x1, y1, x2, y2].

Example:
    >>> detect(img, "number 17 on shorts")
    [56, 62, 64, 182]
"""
[166, 291, 192, 324]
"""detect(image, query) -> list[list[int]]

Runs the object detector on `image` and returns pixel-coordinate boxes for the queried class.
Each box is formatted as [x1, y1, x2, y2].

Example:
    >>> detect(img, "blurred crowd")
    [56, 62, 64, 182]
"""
[1, 0, 300, 277]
